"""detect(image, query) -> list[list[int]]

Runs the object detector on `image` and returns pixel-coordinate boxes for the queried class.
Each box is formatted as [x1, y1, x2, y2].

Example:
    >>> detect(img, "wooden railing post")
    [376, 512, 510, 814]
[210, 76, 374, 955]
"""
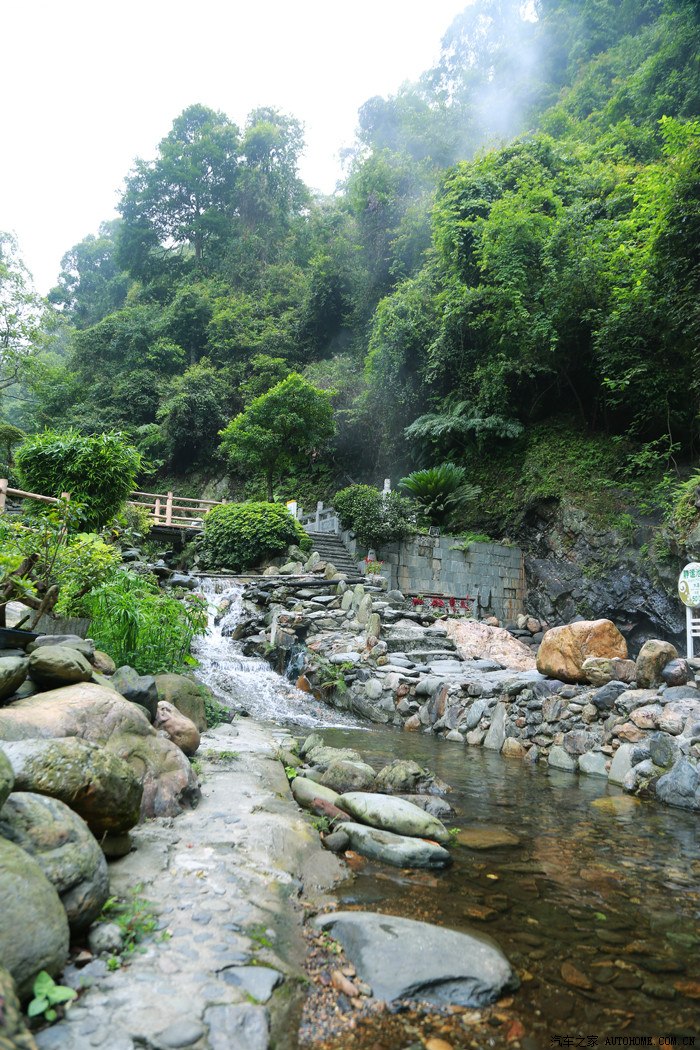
[154, 498, 161, 524]
[0, 479, 7, 514]
[166, 492, 173, 526]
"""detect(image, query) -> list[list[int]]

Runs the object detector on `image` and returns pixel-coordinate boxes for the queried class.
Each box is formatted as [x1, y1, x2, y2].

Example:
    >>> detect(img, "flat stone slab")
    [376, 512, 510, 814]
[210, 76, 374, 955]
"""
[314, 911, 517, 1007]
[456, 826, 521, 850]
[341, 821, 452, 868]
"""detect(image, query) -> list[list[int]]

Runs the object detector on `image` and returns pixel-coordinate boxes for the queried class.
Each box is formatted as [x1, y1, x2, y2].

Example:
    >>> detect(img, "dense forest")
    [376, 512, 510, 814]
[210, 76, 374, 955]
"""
[2, 0, 699, 535]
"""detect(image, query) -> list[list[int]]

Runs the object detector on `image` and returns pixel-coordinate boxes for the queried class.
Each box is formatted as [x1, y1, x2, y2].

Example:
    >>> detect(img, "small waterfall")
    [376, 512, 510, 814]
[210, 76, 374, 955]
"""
[192, 576, 363, 730]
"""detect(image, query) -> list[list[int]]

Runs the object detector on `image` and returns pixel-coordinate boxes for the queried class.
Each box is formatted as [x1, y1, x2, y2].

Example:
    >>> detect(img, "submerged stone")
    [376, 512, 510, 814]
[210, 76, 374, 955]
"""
[314, 911, 517, 1007]
[340, 821, 452, 868]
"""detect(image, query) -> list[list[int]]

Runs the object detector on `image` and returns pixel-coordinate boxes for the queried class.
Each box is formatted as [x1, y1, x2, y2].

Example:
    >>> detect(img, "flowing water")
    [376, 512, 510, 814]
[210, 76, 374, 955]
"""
[194, 580, 700, 1046]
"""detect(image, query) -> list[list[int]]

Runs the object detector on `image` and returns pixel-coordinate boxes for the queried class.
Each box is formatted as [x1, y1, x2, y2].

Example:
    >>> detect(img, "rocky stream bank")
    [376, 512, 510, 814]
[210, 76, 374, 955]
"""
[232, 561, 700, 815]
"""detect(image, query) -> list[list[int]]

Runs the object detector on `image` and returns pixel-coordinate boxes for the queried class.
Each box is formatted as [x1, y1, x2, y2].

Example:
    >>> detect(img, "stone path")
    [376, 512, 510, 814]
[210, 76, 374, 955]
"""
[35, 720, 343, 1050]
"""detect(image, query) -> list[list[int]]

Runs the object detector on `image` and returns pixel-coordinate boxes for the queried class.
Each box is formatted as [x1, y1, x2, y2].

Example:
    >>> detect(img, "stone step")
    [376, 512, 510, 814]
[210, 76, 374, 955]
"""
[384, 636, 457, 654]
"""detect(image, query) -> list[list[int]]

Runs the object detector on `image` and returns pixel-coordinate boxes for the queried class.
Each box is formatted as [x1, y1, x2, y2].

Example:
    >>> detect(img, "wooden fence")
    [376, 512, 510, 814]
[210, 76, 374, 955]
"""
[0, 480, 69, 513]
[126, 490, 223, 530]
[0, 481, 223, 531]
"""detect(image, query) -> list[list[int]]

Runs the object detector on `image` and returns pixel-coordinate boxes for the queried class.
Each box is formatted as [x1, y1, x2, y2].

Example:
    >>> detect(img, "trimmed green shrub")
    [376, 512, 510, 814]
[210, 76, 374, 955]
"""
[400, 463, 481, 528]
[15, 430, 141, 530]
[202, 501, 311, 571]
[333, 485, 416, 551]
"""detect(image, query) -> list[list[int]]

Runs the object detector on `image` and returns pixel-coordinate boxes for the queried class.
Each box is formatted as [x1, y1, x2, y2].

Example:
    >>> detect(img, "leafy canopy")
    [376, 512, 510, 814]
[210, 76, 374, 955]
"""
[15, 430, 141, 530]
[219, 374, 335, 500]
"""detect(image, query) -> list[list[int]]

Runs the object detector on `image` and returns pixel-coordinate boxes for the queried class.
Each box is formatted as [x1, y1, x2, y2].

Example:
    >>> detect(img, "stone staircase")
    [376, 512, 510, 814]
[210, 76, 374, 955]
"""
[306, 532, 358, 576]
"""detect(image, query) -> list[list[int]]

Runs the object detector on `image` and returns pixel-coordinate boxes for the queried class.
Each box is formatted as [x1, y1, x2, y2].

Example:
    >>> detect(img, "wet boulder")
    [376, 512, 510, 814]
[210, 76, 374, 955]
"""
[375, 759, 448, 795]
[0, 837, 69, 999]
[27, 646, 94, 689]
[315, 911, 516, 1007]
[537, 620, 627, 683]
[337, 791, 450, 843]
[1, 737, 142, 835]
[317, 759, 376, 793]
[660, 658, 691, 687]
[0, 792, 109, 931]
[105, 731, 200, 818]
[0, 656, 28, 704]
[340, 822, 452, 869]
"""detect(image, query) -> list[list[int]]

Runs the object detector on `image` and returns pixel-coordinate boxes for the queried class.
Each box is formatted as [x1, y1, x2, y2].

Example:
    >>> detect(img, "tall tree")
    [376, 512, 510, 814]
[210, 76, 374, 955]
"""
[118, 104, 240, 278]
[219, 373, 335, 499]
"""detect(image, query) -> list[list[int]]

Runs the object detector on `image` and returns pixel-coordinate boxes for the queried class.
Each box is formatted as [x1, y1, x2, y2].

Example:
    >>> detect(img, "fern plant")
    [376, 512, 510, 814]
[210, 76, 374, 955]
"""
[399, 463, 481, 528]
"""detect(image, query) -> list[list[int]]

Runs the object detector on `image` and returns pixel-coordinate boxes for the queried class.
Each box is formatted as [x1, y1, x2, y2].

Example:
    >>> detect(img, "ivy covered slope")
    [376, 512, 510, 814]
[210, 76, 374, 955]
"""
[2, 0, 698, 542]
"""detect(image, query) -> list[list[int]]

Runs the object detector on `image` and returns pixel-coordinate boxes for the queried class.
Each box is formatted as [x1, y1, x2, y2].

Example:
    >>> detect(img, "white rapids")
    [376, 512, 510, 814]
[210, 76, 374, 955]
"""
[192, 576, 364, 730]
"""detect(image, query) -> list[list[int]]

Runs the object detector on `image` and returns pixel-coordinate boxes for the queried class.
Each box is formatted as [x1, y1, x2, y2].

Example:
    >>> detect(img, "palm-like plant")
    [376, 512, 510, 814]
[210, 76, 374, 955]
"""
[399, 463, 480, 528]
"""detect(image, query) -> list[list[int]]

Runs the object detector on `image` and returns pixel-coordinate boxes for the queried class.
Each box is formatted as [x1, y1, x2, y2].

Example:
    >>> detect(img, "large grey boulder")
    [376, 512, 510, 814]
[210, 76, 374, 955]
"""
[0, 683, 200, 819]
[27, 646, 93, 688]
[340, 821, 452, 868]
[656, 759, 700, 811]
[315, 911, 517, 1007]
[0, 656, 29, 704]
[0, 837, 69, 999]
[0, 792, 109, 931]
[337, 792, 450, 843]
[1, 737, 142, 835]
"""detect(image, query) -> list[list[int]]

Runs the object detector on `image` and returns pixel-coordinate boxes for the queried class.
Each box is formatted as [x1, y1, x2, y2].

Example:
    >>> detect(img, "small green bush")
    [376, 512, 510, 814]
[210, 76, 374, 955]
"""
[201, 501, 311, 571]
[15, 430, 141, 530]
[333, 484, 416, 551]
[83, 569, 207, 674]
[399, 463, 481, 528]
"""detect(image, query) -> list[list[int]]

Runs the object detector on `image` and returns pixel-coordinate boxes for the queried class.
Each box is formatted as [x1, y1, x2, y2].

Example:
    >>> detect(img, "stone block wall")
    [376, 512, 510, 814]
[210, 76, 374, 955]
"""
[379, 536, 526, 622]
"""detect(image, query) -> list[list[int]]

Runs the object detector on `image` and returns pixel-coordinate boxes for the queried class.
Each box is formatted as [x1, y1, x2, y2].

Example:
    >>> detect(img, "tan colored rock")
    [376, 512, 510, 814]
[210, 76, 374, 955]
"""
[581, 656, 636, 687]
[615, 722, 646, 743]
[629, 704, 662, 730]
[154, 701, 200, 755]
[536, 620, 627, 683]
[635, 639, 679, 689]
[446, 620, 536, 672]
[155, 673, 209, 732]
[501, 737, 526, 759]
[92, 650, 116, 675]
[0, 683, 200, 819]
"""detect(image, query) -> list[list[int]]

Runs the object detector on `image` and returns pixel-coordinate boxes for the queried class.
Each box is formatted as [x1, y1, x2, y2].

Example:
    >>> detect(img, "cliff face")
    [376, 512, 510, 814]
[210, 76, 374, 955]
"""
[520, 500, 685, 655]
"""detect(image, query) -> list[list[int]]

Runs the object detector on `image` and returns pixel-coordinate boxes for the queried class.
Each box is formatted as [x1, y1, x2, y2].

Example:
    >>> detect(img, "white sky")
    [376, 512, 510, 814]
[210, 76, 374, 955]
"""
[1, 0, 469, 293]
